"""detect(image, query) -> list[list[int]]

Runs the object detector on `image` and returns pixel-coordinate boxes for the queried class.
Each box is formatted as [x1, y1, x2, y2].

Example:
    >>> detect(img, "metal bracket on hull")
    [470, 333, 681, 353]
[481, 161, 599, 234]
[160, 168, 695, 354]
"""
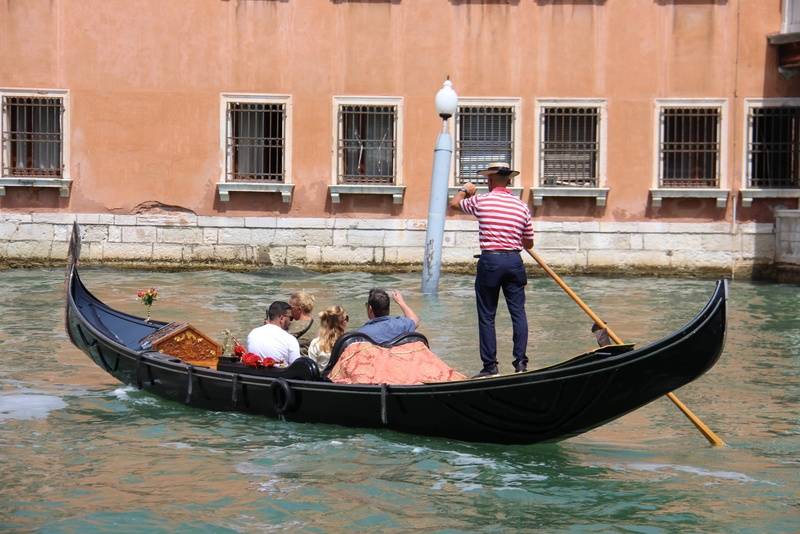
[135, 355, 143, 389]
[186, 366, 194, 405]
[381, 384, 389, 426]
[231, 374, 239, 407]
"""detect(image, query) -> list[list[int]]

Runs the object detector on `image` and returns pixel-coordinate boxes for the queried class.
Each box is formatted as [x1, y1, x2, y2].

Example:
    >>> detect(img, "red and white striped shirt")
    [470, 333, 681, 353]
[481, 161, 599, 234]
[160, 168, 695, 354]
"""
[460, 188, 534, 251]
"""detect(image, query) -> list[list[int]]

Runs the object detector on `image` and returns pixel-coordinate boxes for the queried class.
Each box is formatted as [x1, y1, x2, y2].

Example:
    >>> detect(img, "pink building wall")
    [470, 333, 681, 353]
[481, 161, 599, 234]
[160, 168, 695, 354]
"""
[1, 0, 798, 223]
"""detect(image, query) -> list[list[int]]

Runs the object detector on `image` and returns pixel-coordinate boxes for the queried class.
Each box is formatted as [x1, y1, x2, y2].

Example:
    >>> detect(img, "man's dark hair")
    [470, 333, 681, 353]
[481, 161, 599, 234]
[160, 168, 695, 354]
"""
[367, 288, 390, 317]
[267, 301, 292, 321]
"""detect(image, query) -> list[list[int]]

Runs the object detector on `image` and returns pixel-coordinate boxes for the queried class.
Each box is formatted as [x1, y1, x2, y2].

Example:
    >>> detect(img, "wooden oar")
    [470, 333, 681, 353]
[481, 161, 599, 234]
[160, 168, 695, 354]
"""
[524, 248, 725, 447]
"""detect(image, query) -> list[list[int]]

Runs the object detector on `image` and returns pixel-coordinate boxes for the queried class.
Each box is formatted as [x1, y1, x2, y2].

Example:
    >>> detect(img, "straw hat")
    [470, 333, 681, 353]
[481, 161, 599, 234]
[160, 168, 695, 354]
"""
[476, 162, 520, 178]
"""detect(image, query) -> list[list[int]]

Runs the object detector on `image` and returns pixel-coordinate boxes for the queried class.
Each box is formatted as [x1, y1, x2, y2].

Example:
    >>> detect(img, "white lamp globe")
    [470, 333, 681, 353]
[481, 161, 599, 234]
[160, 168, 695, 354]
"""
[435, 78, 458, 119]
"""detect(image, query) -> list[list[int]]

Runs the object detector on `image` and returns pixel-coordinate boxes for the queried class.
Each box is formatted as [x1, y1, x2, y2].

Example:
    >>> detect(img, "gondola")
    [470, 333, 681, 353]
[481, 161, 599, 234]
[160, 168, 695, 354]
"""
[64, 223, 727, 445]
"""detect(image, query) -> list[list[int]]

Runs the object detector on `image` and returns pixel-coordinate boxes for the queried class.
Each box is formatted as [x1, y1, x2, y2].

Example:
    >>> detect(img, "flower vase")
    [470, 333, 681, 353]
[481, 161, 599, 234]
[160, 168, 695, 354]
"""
[145, 304, 151, 322]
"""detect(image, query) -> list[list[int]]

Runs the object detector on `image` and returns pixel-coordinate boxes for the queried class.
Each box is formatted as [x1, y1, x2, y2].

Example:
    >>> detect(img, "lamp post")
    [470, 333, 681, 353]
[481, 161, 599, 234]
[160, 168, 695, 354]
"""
[421, 78, 458, 295]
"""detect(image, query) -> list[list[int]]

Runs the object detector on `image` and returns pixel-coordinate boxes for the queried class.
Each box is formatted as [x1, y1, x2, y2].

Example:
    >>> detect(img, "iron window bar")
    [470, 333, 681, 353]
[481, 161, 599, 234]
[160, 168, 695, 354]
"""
[659, 107, 720, 188]
[540, 106, 599, 187]
[456, 105, 515, 185]
[748, 106, 800, 189]
[337, 104, 397, 185]
[226, 102, 285, 183]
[1, 96, 64, 178]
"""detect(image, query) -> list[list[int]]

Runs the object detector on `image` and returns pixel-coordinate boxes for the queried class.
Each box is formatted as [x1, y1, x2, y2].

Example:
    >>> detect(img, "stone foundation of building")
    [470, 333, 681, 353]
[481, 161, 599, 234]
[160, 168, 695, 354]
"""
[775, 209, 800, 283]
[0, 212, 779, 278]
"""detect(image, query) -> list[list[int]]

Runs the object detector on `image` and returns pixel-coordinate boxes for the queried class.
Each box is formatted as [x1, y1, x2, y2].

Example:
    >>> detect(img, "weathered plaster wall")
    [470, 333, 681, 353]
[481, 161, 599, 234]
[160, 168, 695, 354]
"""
[0, 0, 798, 224]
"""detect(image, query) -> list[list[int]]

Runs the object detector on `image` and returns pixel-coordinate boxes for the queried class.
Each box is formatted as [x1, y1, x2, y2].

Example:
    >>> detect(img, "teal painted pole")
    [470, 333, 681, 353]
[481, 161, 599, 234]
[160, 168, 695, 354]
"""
[421, 122, 453, 295]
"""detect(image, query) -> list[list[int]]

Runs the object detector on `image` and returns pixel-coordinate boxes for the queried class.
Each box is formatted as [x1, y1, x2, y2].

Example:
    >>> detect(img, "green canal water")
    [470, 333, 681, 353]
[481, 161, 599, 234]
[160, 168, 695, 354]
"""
[0, 267, 798, 532]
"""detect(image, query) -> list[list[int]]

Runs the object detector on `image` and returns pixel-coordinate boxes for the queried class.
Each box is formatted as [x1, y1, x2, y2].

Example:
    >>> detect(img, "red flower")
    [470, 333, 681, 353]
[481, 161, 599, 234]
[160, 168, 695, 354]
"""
[242, 352, 262, 368]
[241, 353, 278, 368]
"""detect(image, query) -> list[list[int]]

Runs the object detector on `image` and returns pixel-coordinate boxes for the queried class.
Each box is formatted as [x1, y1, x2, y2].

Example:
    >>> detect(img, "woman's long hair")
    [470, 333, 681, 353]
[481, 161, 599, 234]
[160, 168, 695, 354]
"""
[318, 305, 348, 353]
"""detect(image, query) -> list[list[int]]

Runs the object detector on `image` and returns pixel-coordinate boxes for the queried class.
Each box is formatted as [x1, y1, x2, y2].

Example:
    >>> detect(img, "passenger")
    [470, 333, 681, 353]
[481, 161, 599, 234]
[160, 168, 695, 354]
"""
[247, 301, 301, 365]
[288, 290, 316, 355]
[307, 305, 349, 369]
[355, 288, 419, 345]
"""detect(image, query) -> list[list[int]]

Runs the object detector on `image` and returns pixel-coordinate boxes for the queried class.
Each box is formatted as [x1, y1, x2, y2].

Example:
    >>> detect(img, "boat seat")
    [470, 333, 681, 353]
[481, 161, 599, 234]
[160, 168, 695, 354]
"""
[322, 331, 430, 378]
[216, 356, 322, 381]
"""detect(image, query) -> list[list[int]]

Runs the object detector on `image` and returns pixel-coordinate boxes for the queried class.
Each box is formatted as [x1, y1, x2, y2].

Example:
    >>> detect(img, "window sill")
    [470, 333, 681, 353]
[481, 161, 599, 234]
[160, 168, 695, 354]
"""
[741, 188, 800, 207]
[447, 186, 523, 200]
[329, 184, 405, 204]
[775, 208, 800, 218]
[532, 186, 609, 207]
[217, 182, 293, 203]
[650, 188, 729, 208]
[0, 177, 71, 197]
[767, 31, 800, 45]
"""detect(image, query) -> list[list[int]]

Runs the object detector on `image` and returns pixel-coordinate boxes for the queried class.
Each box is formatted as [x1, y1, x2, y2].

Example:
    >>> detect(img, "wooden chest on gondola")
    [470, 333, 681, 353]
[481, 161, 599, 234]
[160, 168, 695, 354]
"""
[140, 322, 222, 366]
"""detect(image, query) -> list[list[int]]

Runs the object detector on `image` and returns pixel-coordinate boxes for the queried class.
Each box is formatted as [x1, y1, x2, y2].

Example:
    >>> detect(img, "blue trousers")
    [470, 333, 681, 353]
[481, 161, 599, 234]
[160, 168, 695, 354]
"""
[475, 252, 529, 371]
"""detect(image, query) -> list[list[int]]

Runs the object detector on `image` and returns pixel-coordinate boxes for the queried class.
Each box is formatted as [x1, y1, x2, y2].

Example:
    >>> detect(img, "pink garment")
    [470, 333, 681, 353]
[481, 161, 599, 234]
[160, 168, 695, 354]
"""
[328, 341, 468, 385]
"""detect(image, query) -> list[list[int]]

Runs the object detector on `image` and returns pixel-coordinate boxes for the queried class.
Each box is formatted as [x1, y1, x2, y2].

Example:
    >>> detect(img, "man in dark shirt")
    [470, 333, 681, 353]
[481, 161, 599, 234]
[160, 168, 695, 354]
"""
[355, 288, 419, 344]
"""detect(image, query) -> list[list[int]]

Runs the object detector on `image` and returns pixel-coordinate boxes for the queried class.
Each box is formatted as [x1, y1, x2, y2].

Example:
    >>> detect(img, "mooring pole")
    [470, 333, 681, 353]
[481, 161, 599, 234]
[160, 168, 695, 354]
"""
[422, 79, 458, 295]
[421, 122, 453, 294]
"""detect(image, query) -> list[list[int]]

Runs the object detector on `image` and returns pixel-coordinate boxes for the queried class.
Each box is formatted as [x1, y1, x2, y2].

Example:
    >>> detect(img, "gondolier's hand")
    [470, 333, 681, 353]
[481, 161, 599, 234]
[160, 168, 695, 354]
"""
[450, 182, 477, 211]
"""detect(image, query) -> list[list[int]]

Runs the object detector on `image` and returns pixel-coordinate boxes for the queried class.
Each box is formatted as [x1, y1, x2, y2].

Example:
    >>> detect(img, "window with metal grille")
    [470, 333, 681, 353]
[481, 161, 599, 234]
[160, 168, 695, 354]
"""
[540, 107, 599, 187]
[748, 106, 800, 188]
[337, 104, 396, 184]
[456, 105, 514, 185]
[659, 107, 720, 188]
[226, 102, 285, 182]
[1, 96, 63, 178]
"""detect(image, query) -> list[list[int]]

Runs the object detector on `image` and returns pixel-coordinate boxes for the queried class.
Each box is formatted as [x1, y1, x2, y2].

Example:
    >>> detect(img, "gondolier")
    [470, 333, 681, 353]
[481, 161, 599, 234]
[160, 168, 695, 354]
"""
[449, 162, 534, 376]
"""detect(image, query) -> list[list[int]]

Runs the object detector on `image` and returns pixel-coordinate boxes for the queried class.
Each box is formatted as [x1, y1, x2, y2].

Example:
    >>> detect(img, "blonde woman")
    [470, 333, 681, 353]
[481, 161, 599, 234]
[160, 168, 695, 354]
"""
[288, 291, 316, 355]
[308, 306, 349, 368]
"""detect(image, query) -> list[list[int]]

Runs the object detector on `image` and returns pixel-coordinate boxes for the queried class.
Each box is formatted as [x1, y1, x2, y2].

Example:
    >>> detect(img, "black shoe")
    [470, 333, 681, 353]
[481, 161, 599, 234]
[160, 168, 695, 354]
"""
[472, 366, 499, 378]
[514, 363, 527, 373]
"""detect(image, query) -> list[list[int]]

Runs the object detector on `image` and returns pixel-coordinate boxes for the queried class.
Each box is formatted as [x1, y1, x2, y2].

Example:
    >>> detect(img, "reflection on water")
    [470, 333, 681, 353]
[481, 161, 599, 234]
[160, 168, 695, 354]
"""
[0, 267, 798, 532]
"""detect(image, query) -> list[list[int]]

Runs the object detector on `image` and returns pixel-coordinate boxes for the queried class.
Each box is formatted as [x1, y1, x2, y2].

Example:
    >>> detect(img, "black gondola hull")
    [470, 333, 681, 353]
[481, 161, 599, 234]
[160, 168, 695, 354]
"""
[64, 223, 726, 444]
